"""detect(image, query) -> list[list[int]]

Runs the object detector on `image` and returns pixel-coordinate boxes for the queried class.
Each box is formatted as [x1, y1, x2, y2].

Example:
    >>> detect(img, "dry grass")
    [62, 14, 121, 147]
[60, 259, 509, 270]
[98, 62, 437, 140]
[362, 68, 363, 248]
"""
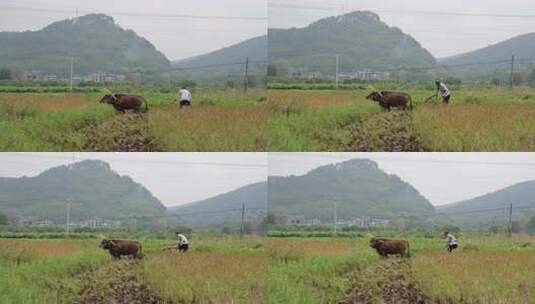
[143, 251, 268, 303]
[0, 239, 85, 263]
[0, 93, 87, 112]
[413, 103, 535, 151]
[268, 238, 355, 257]
[148, 104, 268, 151]
[413, 251, 535, 303]
[269, 90, 355, 109]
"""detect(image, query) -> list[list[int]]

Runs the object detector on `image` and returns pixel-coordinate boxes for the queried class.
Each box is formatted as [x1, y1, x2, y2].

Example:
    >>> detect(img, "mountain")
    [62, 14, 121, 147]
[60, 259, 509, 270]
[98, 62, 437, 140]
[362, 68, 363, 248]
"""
[171, 35, 267, 83]
[169, 182, 267, 231]
[436, 181, 535, 228]
[269, 159, 433, 221]
[438, 33, 535, 81]
[268, 11, 435, 76]
[0, 14, 170, 75]
[0, 160, 165, 222]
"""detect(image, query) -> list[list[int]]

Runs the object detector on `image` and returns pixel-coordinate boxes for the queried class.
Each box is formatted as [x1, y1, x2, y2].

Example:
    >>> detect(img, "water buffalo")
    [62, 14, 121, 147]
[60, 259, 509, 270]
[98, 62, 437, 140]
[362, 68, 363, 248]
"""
[99, 239, 143, 259]
[100, 94, 148, 113]
[366, 91, 413, 110]
[369, 237, 410, 258]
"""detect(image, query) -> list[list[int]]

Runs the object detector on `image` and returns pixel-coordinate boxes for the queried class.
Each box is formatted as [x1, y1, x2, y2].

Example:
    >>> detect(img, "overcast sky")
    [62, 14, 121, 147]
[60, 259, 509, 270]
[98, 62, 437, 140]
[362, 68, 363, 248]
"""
[269, 153, 535, 206]
[0, 153, 267, 207]
[0, 0, 267, 60]
[269, 0, 535, 58]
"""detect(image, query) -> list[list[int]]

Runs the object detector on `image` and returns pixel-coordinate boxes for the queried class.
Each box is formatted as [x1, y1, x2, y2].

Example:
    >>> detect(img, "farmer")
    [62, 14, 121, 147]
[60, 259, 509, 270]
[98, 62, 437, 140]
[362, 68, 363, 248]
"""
[178, 87, 192, 108]
[444, 231, 458, 253]
[176, 232, 189, 252]
[435, 80, 451, 104]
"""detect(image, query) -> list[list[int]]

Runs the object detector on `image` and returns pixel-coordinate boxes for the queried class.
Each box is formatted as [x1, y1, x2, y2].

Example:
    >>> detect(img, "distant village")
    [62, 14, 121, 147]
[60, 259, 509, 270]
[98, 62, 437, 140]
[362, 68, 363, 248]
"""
[19, 217, 122, 229]
[288, 69, 390, 80]
[274, 214, 390, 229]
[23, 70, 126, 83]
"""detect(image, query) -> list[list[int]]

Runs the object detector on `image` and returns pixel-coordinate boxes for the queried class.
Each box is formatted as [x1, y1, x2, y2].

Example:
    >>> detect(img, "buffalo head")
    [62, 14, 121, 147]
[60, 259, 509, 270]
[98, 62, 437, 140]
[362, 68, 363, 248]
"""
[99, 239, 115, 249]
[366, 91, 383, 102]
[100, 94, 117, 104]
[369, 237, 382, 249]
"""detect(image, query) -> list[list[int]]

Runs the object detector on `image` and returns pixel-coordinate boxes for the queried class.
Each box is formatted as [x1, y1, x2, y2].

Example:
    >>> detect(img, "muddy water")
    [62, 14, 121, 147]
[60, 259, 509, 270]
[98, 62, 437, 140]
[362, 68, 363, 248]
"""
[75, 260, 166, 304]
[84, 113, 160, 152]
[345, 259, 431, 304]
[347, 110, 426, 152]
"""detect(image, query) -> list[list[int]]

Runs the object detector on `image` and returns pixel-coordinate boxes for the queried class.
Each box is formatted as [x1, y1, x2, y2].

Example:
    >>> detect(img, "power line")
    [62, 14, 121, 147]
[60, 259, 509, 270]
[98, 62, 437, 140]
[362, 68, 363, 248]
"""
[268, 2, 535, 19]
[277, 153, 535, 168]
[0, 5, 267, 21]
[2, 153, 268, 169]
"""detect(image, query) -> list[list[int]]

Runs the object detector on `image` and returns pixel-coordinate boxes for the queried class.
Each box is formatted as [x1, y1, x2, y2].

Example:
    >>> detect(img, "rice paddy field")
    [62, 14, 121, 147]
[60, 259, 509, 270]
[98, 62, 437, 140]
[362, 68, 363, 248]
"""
[268, 86, 535, 152]
[1, 232, 534, 303]
[0, 87, 267, 152]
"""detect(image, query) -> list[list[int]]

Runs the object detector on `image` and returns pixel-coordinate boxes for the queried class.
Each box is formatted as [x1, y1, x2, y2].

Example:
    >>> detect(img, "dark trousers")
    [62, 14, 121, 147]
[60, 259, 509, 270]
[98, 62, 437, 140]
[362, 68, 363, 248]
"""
[180, 100, 191, 108]
[178, 243, 189, 252]
[443, 95, 451, 104]
[447, 244, 458, 252]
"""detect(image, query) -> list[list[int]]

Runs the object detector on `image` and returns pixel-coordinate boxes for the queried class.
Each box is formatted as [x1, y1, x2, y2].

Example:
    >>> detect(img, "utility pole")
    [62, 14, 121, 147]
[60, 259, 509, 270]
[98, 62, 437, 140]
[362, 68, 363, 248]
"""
[69, 56, 74, 92]
[333, 201, 337, 234]
[335, 54, 340, 89]
[510, 55, 515, 89]
[508, 203, 513, 237]
[69, 9, 78, 93]
[240, 203, 246, 239]
[65, 198, 72, 237]
[244, 57, 249, 93]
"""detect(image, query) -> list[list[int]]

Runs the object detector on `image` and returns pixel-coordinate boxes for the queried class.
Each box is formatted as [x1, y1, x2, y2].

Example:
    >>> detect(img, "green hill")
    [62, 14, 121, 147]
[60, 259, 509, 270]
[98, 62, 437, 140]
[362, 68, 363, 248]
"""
[169, 182, 267, 232]
[171, 35, 267, 84]
[435, 181, 535, 228]
[0, 160, 165, 222]
[268, 11, 435, 76]
[438, 33, 535, 82]
[269, 159, 433, 220]
[0, 14, 170, 75]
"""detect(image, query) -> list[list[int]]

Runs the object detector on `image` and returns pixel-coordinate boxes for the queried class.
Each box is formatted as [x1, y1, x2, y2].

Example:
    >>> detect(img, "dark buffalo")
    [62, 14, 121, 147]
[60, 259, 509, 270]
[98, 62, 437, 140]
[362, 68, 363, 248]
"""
[99, 239, 143, 259]
[100, 94, 148, 113]
[369, 237, 410, 258]
[366, 91, 413, 110]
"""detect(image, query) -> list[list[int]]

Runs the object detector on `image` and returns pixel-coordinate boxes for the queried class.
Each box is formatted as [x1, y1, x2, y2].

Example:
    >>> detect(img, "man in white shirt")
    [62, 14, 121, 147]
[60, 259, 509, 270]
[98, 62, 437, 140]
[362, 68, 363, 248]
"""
[444, 231, 458, 253]
[176, 232, 189, 252]
[179, 87, 192, 108]
[435, 80, 451, 104]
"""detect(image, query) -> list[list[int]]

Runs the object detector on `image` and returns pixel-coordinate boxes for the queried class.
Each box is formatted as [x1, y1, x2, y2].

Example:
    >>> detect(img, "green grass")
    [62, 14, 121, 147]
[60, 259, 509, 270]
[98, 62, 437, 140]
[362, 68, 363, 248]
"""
[0, 239, 107, 304]
[268, 238, 377, 304]
[268, 90, 378, 151]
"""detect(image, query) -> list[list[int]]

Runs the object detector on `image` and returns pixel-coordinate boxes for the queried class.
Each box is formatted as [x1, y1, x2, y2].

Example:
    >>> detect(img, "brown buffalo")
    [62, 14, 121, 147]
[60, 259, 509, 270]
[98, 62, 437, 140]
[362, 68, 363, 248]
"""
[369, 237, 410, 258]
[100, 94, 148, 113]
[99, 239, 144, 259]
[366, 91, 413, 110]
